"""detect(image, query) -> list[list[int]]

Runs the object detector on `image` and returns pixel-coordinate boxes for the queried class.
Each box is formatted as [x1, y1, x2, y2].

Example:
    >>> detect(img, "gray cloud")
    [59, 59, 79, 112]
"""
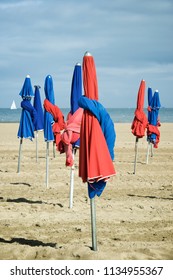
[0, 0, 173, 108]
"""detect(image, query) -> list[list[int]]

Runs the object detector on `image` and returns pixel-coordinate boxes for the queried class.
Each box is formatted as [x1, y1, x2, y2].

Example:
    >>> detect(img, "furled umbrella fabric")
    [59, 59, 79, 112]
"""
[44, 99, 65, 148]
[19, 75, 35, 99]
[43, 75, 65, 188]
[17, 75, 37, 141]
[131, 80, 148, 138]
[147, 90, 161, 148]
[79, 53, 116, 199]
[147, 87, 153, 125]
[33, 85, 44, 131]
[70, 63, 83, 148]
[79, 96, 116, 198]
[18, 99, 37, 140]
[58, 63, 83, 167]
[17, 75, 37, 173]
[44, 75, 63, 142]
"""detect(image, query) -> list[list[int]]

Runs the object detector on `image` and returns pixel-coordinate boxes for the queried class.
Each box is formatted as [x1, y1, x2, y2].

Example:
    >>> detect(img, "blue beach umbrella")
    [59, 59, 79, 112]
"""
[33, 85, 44, 162]
[146, 89, 161, 163]
[70, 63, 82, 148]
[148, 90, 161, 145]
[19, 74, 35, 99]
[43, 75, 56, 188]
[33, 85, 44, 131]
[69, 63, 82, 208]
[44, 75, 55, 142]
[17, 75, 37, 173]
[147, 87, 153, 124]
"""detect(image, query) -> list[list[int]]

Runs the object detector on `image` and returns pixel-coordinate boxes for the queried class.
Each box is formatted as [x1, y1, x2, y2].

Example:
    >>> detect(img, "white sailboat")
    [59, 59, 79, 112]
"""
[10, 100, 17, 110]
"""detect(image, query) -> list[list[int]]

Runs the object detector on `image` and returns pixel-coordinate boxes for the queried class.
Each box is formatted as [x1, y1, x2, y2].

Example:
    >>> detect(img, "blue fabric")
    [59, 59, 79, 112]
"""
[70, 65, 82, 114]
[19, 76, 34, 98]
[78, 96, 116, 160]
[44, 75, 55, 141]
[147, 87, 153, 123]
[33, 86, 44, 131]
[70, 64, 82, 148]
[17, 99, 37, 140]
[148, 90, 161, 143]
[78, 96, 116, 199]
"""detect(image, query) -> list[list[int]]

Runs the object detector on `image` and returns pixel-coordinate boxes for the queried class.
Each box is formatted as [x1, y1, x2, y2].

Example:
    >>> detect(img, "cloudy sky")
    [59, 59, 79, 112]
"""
[0, 0, 173, 108]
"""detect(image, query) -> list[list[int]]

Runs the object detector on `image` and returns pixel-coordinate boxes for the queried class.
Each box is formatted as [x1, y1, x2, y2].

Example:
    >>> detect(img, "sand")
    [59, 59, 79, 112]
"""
[0, 122, 173, 260]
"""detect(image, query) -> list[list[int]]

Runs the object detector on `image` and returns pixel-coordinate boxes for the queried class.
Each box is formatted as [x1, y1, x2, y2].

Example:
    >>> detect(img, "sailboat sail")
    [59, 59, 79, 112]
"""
[11, 100, 17, 109]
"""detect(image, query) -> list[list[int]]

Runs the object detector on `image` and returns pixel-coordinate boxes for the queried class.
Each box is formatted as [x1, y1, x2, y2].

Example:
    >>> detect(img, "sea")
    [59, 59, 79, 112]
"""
[0, 108, 173, 123]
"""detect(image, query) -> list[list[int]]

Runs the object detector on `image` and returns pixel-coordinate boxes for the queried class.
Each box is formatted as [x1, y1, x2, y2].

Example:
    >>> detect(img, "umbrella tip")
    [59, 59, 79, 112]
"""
[155, 89, 159, 92]
[76, 62, 81, 66]
[84, 51, 92, 56]
[26, 74, 30, 78]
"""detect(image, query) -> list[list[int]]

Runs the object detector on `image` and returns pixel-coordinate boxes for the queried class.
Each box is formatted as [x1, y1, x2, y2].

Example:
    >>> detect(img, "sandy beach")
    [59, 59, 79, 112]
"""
[0, 122, 173, 260]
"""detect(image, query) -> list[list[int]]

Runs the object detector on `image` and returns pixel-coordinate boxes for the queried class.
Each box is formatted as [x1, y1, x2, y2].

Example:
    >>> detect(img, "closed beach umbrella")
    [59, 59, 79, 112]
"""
[44, 75, 55, 143]
[17, 75, 37, 173]
[146, 87, 153, 163]
[43, 75, 65, 188]
[33, 85, 44, 131]
[147, 87, 153, 124]
[79, 52, 116, 250]
[59, 63, 83, 208]
[43, 75, 55, 188]
[131, 80, 148, 174]
[33, 85, 44, 162]
[146, 89, 161, 162]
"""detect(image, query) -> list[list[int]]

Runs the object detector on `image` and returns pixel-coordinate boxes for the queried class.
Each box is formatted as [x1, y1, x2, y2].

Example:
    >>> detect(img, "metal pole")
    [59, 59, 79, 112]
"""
[69, 149, 75, 208]
[151, 143, 154, 157]
[53, 141, 56, 158]
[17, 138, 23, 173]
[36, 131, 38, 162]
[90, 197, 97, 251]
[46, 142, 49, 188]
[134, 137, 139, 174]
[146, 141, 150, 164]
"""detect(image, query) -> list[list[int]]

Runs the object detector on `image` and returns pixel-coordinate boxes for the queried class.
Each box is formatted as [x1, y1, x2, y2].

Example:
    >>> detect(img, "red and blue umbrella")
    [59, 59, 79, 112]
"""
[59, 63, 83, 208]
[43, 75, 55, 188]
[131, 80, 148, 174]
[43, 75, 55, 142]
[79, 53, 116, 199]
[78, 52, 116, 251]
[70, 63, 83, 149]
[147, 89, 161, 148]
[43, 75, 65, 187]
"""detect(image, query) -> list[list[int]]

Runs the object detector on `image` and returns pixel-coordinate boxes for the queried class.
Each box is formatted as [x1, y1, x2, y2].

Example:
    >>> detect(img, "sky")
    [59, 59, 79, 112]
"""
[0, 0, 173, 108]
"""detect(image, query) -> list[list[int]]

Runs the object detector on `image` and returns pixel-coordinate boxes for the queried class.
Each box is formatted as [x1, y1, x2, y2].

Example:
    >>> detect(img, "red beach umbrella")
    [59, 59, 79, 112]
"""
[131, 80, 148, 174]
[79, 52, 116, 251]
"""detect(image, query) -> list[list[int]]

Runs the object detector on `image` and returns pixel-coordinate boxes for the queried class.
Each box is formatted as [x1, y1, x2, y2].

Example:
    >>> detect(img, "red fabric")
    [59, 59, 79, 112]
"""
[131, 80, 148, 138]
[147, 124, 160, 148]
[58, 108, 83, 167]
[79, 55, 116, 183]
[43, 99, 65, 146]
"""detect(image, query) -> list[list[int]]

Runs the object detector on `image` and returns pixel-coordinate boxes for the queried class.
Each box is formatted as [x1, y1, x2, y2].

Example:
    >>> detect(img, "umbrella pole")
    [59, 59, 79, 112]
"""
[53, 141, 56, 158]
[146, 141, 150, 164]
[134, 137, 139, 174]
[46, 142, 49, 188]
[69, 149, 75, 209]
[17, 138, 23, 173]
[90, 197, 97, 251]
[151, 143, 153, 157]
[36, 131, 38, 162]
